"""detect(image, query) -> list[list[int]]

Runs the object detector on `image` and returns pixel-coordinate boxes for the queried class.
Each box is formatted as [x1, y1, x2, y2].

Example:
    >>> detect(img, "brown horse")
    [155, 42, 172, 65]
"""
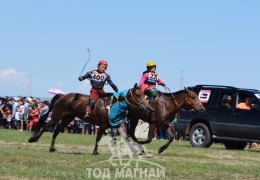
[28, 83, 151, 154]
[127, 87, 205, 154]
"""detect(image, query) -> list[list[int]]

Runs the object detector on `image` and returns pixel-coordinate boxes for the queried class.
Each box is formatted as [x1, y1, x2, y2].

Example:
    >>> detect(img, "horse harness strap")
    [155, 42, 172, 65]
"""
[180, 96, 200, 112]
[164, 85, 179, 109]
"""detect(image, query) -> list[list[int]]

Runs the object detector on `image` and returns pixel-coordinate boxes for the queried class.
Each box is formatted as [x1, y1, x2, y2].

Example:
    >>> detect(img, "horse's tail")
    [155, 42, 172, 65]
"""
[33, 94, 63, 134]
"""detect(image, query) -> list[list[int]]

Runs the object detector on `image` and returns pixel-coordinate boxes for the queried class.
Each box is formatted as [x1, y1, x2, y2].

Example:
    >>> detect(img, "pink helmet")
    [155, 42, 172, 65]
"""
[98, 60, 108, 67]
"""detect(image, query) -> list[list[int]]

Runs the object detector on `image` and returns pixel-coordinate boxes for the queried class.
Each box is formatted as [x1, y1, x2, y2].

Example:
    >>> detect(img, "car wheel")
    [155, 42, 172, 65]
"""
[190, 123, 212, 147]
[224, 142, 247, 150]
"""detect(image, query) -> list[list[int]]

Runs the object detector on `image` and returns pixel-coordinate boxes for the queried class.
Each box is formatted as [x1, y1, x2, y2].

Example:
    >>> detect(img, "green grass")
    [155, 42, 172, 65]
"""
[0, 129, 259, 179]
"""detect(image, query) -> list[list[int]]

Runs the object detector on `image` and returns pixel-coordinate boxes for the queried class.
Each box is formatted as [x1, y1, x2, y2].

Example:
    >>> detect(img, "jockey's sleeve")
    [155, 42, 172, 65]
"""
[107, 75, 119, 92]
[82, 71, 92, 80]
[139, 73, 148, 89]
[157, 75, 164, 85]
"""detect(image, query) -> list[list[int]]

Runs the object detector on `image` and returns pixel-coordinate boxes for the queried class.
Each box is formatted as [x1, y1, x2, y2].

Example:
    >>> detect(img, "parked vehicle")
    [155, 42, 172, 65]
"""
[175, 85, 260, 150]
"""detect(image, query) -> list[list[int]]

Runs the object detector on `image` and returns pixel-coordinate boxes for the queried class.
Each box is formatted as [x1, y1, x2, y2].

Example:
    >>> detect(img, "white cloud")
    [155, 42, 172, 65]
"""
[0, 68, 29, 86]
[0, 68, 46, 97]
[0, 68, 18, 78]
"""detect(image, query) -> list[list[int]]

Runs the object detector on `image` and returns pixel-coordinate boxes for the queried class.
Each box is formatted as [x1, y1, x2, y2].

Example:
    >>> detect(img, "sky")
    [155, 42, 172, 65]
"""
[0, 0, 259, 98]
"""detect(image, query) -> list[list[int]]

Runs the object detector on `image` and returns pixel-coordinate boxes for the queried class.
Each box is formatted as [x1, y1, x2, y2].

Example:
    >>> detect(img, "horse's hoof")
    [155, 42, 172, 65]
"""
[28, 138, 36, 143]
[93, 151, 99, 155]
[158, 147, 164, 154]
[49, 148, 57, 152]
[141, 150, 146, 155]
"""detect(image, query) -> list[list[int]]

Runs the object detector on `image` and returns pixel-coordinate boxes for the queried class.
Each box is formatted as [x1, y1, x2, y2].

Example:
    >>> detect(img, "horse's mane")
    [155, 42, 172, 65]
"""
[160, 89, 185, 97]
[71, 92, 114, 101]
[102, 93, 114, 97]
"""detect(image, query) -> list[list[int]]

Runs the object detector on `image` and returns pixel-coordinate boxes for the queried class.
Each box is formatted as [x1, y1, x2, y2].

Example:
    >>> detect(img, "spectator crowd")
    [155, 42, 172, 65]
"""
[0, 96, 98, 135]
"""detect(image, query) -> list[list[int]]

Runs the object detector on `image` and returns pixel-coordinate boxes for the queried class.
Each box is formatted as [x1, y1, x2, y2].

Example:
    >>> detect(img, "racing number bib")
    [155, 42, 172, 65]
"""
[148, 72, 157, 82]
[92, 74, 106, 82]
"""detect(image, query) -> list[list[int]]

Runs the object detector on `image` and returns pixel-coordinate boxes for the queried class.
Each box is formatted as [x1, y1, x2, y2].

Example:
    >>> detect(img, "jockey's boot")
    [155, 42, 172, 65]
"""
[84, 101, 95, 119]
[146, 96, 155, 112]
[149, 96, 155, 106]
[111, 127, 119, 139]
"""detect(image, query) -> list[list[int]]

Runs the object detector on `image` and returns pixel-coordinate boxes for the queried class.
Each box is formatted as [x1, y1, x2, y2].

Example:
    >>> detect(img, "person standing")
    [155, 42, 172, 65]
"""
[28, 105, 39, 131]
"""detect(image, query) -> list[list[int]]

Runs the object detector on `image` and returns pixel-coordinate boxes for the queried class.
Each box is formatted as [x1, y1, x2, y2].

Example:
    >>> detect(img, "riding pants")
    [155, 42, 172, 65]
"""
[87, 88, 105, 114]
[145, 88, 159, 104]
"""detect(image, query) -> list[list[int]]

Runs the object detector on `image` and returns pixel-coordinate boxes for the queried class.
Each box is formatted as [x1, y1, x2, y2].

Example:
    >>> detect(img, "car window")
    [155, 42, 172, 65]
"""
[254, 94, 260, 104]
[236, 93, 253, 110]
[219, 92, 234, 109]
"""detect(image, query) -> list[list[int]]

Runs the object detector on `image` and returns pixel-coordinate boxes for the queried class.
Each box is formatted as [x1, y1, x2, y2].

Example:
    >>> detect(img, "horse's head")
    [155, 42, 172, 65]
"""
[182, 87, 205, 113]
[126, 83, 152, 112]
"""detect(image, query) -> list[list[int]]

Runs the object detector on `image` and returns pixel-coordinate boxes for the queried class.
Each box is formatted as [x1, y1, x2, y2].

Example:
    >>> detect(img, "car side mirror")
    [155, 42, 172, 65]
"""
[251, 104, 260, 111]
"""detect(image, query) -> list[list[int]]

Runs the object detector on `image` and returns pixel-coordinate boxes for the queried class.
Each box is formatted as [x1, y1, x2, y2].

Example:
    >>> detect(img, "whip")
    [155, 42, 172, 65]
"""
[79, 48, 91, 76]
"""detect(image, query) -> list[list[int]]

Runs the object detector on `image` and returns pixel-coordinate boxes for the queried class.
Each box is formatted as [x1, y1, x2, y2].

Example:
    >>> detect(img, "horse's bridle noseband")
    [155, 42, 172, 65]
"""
[181, 96, 201, 111]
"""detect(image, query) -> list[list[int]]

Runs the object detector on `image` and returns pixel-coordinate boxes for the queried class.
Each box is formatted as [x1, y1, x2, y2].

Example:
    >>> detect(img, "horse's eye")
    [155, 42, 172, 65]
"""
[136, 91, 142, 96]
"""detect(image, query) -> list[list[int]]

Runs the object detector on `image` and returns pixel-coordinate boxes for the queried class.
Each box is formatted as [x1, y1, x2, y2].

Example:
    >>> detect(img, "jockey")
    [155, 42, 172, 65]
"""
[79, 60, 118, 118]
[139, 60, 165, 104]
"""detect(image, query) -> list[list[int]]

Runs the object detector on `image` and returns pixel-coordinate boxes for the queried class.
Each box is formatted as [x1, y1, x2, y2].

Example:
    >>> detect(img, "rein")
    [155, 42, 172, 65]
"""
[164, 85, 179, 108]
[164, 85, 199, 112]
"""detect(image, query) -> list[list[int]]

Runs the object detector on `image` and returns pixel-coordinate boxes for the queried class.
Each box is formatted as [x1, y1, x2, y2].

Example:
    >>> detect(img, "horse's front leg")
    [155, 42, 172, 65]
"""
[127, 116, 139, 142]
[93, 126, 106, 155]
[158, 124, 175, 154]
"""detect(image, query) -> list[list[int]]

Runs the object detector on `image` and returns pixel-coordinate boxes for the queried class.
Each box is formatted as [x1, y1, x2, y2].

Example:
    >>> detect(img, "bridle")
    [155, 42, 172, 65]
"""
[125, 88, 147, 109]
[180, 95, 201, 112]
[164, 85, 200, 112]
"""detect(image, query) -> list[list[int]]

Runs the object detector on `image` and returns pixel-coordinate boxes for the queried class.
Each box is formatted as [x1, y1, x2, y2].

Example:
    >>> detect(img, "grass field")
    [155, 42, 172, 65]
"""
[0, 129, 259, 180]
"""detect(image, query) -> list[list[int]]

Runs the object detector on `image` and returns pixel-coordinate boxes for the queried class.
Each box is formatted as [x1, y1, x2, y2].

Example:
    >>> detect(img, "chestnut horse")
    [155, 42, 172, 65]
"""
[127, 87, 205, 154]
[28, 84, 151, 154]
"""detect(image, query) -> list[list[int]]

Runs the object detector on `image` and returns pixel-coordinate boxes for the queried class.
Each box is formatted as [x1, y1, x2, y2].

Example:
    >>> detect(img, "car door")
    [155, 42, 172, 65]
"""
[209, 90, 238, 137]
[233, 93, 260, 140]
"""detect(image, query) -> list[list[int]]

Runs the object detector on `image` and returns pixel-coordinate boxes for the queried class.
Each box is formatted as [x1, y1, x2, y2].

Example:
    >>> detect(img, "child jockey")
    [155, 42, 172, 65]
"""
[79, 60, 118, 118]
[139, 60, 165, 104]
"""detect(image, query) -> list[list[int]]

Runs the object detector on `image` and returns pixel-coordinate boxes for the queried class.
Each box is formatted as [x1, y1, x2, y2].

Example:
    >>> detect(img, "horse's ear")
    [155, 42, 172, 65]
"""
[184, 87, 190, 93]
[134, 83, 138, 89]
